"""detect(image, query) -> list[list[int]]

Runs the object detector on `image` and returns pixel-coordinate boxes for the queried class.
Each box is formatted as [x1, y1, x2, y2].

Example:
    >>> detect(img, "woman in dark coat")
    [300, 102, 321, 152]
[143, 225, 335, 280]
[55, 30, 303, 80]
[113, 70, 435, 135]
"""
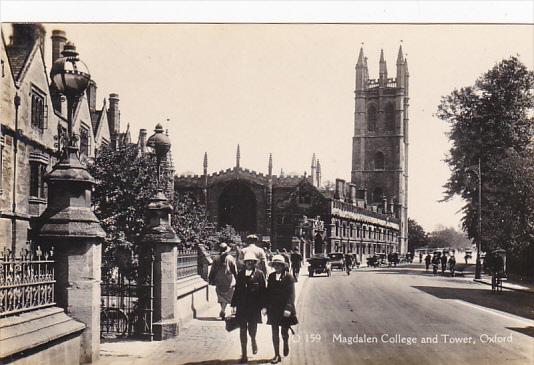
[231, 252, 266, 363]
[265, 254, 298, 364]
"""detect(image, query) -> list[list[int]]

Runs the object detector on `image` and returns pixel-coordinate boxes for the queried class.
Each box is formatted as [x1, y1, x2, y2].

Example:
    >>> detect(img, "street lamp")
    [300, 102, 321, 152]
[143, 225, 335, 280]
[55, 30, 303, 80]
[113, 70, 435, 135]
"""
[466, 158, 483, 280]
[50, 42, 91, 153]
[146, 123, 171, 191]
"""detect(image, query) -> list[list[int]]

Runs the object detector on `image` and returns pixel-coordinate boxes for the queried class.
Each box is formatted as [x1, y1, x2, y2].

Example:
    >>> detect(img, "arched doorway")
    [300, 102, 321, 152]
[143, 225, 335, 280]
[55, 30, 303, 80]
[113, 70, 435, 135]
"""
[218, 181, 257, 235]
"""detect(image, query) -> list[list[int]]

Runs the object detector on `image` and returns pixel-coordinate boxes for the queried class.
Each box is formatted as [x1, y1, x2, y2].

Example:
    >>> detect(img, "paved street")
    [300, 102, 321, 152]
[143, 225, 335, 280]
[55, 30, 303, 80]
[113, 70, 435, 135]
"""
[98, 264, 534, 365]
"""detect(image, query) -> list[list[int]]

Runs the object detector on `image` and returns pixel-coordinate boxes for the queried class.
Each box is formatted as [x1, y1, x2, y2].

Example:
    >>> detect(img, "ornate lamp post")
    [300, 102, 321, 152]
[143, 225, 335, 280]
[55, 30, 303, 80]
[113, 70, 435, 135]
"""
[40, 41, 105, 363]
[147, 123, 171, 192]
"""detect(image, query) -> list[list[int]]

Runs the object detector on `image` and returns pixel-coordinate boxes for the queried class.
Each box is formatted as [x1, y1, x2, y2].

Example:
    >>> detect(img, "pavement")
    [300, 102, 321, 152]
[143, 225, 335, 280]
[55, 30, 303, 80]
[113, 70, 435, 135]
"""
[96, 263, 534, 365]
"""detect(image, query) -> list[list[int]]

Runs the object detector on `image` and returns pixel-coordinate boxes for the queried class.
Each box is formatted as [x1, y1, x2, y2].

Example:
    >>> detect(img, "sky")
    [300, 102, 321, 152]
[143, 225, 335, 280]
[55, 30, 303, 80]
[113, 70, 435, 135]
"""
[2, 22, 533, 232]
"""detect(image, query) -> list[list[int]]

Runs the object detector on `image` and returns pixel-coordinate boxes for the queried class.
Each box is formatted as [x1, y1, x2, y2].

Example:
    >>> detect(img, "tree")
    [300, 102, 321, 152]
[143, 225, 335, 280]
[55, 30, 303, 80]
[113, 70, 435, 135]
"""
[437, 56, 534, 254]
[428, 226, 472, 249]
[407, 218, 429, 253]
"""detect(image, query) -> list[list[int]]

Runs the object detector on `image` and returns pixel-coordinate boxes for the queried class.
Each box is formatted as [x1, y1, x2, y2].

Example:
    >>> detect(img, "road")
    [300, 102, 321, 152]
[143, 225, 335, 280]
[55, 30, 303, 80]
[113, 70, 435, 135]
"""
[97, 264, 534, 365]
[288, 264, 534, 365]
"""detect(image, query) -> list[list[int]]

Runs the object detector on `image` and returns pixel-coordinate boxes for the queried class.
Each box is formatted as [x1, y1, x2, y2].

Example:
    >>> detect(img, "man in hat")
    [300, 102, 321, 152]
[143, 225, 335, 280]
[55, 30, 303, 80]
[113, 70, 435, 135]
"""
[208, 243, 237, 319]
[290, 248, 303, 282]
[240, 234, 267, 275]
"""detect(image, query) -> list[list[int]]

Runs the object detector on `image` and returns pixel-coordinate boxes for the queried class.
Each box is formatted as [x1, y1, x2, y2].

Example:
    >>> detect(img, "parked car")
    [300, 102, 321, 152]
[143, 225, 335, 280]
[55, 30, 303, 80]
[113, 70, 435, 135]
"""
[327, 252, 345, 271]
[307, 254, 331, 277]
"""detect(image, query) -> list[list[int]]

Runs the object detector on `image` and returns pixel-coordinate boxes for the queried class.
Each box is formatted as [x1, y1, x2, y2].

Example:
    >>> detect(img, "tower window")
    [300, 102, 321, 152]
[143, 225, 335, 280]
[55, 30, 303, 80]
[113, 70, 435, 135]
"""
[374, 151, 385, 170]
[367, 104, 377, 131]
[373, 187, 383, 203]
[385, 102, 395, 130]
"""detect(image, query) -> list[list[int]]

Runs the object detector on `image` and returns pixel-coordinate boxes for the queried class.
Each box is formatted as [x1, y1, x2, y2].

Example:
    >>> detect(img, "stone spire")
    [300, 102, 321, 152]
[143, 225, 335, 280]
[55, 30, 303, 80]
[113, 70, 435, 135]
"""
[268, 153, 273, 176]
[396, 44, 406, 88]
[311, 153, 316, 186]
[236, 144, 240, 168]
[355, 46, 368, 91]
[379, 49, 388, 85]
[316, 159, 322, 188]
[203, 152, 208, 175]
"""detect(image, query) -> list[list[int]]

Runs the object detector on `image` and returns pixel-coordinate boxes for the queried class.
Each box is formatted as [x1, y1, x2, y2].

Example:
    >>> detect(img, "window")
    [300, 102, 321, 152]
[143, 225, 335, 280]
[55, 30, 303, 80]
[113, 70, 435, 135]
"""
[373, 187, 383, 203]
[367, 104, 377, 131]
[80, 126, 89, 156]
[385, 102, 395, 130]
[30, 162, 46, 198]
[31, 90, 47, 130]
[374, 151, 385, 170]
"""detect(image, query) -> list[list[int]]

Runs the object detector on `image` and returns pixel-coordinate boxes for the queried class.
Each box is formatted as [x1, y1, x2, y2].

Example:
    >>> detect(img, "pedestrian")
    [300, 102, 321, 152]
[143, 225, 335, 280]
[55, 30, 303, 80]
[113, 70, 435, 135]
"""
[290, 248, 303, 282]
[240, 234, 268, 275]
[231, 252, 266, 363]
[208, 243, 237, 319]
[440, 254, 448, 275]
[265, 255, 298, 364]
[448, 255, 456, 277]
[344, 254, 353, 275]
[419, 252, 423, 263]
[432, 254, 439, 275]
[280, 249, 291, 266]
[424, 254, 431, 272]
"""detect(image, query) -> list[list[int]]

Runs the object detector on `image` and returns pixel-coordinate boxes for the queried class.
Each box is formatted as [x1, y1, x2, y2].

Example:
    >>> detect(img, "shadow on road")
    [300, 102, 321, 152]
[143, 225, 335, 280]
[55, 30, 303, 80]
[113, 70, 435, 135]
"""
[181, 358, 272, 365]
[507, 326, 534, 339]
[412, 285, 534, 321]
[196, 316, 222, 322]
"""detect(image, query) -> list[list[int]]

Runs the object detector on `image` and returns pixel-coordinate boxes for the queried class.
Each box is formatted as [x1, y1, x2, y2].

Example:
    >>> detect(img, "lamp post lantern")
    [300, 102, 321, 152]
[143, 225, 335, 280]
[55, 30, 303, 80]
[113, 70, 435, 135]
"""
[50, 41, 91, 152]
[147, 123, 171, 192]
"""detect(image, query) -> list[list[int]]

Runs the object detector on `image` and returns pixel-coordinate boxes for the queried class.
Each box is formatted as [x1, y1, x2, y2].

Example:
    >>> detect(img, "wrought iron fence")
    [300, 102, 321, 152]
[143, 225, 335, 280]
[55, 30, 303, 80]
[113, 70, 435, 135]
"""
[0, 246, 55, 318]
[177, 247, 199, 279]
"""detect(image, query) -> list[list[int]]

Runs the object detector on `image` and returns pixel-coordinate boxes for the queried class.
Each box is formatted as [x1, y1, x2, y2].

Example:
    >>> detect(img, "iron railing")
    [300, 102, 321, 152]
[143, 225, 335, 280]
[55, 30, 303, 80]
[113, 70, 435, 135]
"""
[177, 247, 199, 279]
[0, 246, 55, 318]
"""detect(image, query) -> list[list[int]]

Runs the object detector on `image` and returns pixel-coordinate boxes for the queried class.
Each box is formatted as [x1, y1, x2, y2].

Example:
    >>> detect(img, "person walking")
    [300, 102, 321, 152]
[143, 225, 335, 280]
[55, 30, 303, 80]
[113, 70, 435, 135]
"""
[432, 253, 440, 275]
[449, 255, 456, 277]
[440, 254, 448, 275]
[280, 249, 291, 266]
[208, 243, 237, 319]
[265, 255, 298, 364]
[290, 248, 303, 282]
[231, 252, 266, 363]
[344, 253, 353, 275]
[424, 254, 431, 272]
[240, 234, 268, 276]
[419, 252, 423, 263]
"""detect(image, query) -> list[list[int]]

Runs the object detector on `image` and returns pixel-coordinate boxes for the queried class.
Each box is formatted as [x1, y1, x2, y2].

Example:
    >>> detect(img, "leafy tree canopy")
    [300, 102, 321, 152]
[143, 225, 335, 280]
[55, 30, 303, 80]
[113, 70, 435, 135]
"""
[437, 56, 534, 253]
[408, 218, 430, 252]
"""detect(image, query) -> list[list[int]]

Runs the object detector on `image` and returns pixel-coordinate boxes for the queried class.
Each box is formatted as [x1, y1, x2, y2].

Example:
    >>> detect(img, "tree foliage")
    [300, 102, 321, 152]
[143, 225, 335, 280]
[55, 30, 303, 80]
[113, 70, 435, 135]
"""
[408, 218, 429, 252]
[437, 56, 534, 253]
[428, 226, 472, 249]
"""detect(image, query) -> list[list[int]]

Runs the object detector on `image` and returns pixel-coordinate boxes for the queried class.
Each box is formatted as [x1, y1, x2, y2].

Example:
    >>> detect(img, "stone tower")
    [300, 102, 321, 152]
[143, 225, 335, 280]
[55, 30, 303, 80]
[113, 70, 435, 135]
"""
[351, 46, 409, 253]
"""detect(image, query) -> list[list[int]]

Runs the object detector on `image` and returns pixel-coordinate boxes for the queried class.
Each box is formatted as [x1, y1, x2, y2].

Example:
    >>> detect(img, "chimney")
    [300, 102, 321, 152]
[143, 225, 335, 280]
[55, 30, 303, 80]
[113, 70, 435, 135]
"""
[389, 197, 395, 214]
[51, 29, 67, 64]
[108, 93, 120, 134]
[382, 196, 388, 214]
[334, 179, 345, 201]
[12, 23, 46, 57]
[349, 184, 357, 204]
[138, 128, 147, 153]
[86, 80, 97, 113]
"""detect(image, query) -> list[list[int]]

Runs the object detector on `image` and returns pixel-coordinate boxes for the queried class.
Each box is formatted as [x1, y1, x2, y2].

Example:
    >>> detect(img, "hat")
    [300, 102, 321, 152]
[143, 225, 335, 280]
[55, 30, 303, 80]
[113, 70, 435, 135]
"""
[219, 242, 231, 254]
[243, 252, 258, 262]
[270, 255, 288, 267]
[246, 234, 258, 241]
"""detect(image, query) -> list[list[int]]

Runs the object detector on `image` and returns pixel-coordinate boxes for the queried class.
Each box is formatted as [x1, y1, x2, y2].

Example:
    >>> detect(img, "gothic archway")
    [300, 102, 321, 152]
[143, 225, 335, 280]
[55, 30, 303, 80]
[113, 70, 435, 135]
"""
[218, 181, 257, 235]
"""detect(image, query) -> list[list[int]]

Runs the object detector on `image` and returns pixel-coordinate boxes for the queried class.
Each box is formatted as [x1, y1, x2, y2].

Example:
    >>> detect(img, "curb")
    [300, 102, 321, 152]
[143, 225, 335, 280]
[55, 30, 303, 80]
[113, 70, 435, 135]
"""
[474, 279, 534, 295]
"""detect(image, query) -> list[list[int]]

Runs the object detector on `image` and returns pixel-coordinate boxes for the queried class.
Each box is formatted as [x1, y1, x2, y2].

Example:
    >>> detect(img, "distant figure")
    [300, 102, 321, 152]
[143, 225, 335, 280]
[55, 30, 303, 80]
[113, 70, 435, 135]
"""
[449, 255, 456, 277]
[419, 252, 423, 263]
[344, 254, 353, 275]
[290, 248, 303, 282]
[280, 249, 291, 267]
[431, 254, 440, 275]
[208, 243, 237, 319]
[425, 254, 431, 272]
[240, 234, 267, 275]
[440, 254, 448, 275]
[464, 253, 469, 265]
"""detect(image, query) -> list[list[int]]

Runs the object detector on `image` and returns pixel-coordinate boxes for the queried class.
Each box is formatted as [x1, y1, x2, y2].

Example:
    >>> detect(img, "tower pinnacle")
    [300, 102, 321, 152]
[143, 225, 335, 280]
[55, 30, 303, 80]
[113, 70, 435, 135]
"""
[203, 152, 208, 174]
[236, 144, 240, 168]
[268, 153, 273, 176]
[379, 49, 388, 82]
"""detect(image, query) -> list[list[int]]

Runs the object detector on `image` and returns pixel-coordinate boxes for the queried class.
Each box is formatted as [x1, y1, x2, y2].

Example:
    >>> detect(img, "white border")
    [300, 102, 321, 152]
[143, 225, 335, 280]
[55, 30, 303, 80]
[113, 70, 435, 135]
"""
[1, 1, 533, 24]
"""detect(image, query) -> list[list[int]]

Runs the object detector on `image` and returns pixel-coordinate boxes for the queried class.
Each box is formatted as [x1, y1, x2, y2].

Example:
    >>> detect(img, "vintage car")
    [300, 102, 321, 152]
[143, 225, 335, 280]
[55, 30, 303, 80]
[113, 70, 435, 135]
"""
[327, 252, 345, 270]
[307, 254, 331, 277]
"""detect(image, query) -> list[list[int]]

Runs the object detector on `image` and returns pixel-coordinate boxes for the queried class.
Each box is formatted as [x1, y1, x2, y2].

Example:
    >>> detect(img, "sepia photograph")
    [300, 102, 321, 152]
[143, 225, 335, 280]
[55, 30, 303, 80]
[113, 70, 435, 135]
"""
[0, 1, 533, 365]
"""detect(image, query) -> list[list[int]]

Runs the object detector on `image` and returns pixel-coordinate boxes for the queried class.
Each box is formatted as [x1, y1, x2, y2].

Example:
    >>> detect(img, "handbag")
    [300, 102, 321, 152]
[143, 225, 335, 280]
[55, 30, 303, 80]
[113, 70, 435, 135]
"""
[225, 314, 239, 332]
